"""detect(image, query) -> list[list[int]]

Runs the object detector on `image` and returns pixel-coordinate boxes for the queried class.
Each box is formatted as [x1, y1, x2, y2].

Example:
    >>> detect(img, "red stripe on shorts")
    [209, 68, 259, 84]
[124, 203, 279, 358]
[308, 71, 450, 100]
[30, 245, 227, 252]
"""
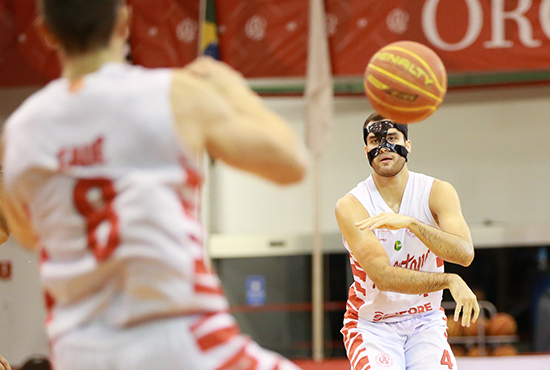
[197, 325, 241, 351]
[194, 284, 225, 295]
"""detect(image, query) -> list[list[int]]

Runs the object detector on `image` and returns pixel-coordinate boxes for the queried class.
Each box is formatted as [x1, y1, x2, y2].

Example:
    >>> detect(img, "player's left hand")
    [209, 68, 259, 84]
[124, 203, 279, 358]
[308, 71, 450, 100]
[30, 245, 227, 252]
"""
[0, 354, 12, 370]
[355, 212, 414, 231]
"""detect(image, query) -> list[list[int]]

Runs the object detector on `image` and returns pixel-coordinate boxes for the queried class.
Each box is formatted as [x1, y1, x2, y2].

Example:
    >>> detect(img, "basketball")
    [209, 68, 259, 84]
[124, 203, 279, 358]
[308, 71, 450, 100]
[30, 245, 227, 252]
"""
[446, 318, 463, 337]
[466, 346, 480, 357]
[488, 313, 518, 336]
[462, 316, 489, 337]
[492, 345, 518, 356]
[364, 40, 447, 123]
[450, 345, 466, 357]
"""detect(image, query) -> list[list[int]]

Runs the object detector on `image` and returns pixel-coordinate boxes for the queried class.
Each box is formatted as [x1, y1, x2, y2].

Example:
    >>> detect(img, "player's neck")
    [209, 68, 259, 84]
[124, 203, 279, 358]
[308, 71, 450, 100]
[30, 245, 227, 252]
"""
[373, 166, 409, 213]
[61, 45, 125, 80]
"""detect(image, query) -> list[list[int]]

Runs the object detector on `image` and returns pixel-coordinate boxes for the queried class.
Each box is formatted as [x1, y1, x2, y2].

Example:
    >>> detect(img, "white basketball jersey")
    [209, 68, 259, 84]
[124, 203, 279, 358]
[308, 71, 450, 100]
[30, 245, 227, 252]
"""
[3, 63, 228, 340]
[344, 172, 444, 323]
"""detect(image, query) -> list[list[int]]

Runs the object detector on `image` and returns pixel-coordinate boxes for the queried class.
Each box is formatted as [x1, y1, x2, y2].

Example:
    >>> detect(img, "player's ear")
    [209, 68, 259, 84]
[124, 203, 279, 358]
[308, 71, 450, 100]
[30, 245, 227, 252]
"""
[115, 4, 131, 40]
[34, 15, 59, 50]
[405, 139, 412, 153]
[364, 145, 369, 159]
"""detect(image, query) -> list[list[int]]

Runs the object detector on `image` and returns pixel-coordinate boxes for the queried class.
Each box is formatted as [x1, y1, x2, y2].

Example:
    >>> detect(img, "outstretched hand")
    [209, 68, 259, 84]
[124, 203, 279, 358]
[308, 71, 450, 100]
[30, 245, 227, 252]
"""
[0, 355, 11, 370]
[448, 275, 480, 327]
[355, 212, 414, 231]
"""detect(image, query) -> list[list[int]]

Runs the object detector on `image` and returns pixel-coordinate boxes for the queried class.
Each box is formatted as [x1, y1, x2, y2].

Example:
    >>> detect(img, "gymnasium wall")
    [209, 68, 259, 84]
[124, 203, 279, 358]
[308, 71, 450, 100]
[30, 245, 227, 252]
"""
[209, 84, 550, 247]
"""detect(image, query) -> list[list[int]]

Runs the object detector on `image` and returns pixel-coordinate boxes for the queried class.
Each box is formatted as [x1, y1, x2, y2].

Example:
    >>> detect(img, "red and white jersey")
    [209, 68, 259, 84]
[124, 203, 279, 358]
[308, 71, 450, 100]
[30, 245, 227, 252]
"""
[343, 172, 444, 323]
[3, 63, 228, 340]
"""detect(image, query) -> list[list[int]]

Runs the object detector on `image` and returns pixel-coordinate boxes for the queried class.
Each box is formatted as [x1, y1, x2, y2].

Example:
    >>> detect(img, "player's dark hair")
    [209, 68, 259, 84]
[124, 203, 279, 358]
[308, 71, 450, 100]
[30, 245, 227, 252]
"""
[41, 0, 122, 55]
[363, 112, 408, 140]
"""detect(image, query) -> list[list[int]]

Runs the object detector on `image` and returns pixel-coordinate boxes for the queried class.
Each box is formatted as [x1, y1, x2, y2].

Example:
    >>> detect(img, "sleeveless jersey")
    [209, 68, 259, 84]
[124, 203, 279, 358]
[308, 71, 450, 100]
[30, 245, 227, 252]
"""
[343, 172, 444, 323]
[3, 63, 228, 340]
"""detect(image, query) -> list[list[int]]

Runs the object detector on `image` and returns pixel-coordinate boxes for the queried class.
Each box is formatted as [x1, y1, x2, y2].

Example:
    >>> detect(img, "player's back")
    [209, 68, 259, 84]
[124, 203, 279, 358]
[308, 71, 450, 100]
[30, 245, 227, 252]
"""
[2, 63, 228, 340]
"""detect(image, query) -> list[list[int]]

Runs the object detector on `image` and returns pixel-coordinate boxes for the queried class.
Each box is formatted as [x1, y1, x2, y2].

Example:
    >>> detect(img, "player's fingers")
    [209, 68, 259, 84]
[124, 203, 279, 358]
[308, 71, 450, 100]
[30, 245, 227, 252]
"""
[462, 303, 472, 327]
[472, 301, 480, 323]
[369, 220, 386, 231]
[454, 304, 462, 322]
[0, 355, 11, 370]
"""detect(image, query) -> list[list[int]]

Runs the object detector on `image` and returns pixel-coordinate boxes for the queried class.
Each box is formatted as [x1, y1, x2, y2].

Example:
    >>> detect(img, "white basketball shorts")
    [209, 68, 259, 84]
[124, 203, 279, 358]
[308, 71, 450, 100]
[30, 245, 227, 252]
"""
[342, 309, 457, 370]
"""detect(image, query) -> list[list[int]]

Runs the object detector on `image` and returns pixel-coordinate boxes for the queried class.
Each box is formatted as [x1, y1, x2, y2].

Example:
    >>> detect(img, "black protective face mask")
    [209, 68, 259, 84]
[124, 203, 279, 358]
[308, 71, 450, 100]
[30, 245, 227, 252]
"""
[364, 120, 409, 166]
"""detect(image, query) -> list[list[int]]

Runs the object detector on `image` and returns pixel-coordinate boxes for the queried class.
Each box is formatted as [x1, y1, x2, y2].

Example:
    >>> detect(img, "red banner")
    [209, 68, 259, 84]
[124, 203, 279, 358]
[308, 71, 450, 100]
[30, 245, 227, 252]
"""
[216, 0, 308, 77]
[2, 0, 550, 86]
[327, 0, 550, 76]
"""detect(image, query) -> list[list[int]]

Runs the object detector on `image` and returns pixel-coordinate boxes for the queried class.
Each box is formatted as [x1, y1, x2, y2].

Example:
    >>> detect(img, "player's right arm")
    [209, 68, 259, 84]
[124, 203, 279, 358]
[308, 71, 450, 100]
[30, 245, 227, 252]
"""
[171, 57, 308, 185]
[335, 193, 479, 326]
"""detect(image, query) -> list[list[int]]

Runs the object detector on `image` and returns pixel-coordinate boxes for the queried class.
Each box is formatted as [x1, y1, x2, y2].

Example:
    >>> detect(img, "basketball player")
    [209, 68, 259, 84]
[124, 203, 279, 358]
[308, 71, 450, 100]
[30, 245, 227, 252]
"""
[1, 1, 308, 369]
[335, 113, 480, 370]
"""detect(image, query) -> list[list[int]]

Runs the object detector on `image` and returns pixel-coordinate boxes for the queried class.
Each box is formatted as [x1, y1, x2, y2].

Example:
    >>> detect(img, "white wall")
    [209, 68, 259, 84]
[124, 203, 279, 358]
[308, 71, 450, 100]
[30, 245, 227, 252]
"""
[0, 238, 49, 366]
[210, 84, 550, 238]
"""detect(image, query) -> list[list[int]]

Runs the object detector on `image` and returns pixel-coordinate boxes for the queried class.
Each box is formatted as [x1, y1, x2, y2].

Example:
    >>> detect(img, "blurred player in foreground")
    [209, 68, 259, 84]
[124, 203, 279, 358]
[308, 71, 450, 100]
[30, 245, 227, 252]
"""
[335, 113, 479, 370]
[1, 1, 308, 369]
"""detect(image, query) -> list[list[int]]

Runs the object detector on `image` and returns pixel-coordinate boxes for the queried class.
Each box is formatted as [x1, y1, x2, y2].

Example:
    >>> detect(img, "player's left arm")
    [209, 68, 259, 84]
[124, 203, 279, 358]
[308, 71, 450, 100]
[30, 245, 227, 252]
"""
[356, 179, 474, 267]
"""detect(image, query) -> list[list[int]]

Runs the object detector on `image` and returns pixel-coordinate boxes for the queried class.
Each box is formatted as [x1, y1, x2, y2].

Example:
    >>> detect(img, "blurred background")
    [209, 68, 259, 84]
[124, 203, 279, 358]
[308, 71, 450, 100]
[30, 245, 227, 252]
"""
[1, 0, 550, 368]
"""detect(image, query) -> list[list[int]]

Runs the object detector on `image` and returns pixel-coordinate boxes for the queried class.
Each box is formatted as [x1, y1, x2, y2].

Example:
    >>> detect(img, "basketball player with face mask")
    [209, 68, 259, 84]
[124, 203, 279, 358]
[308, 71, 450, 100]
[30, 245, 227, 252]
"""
[335, 113, 480, 370]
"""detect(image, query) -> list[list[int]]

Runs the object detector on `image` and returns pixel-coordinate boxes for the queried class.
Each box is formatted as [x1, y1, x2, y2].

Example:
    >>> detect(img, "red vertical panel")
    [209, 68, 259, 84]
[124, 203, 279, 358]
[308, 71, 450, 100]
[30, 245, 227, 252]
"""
[128, 0, 200, 68]
[216, 0, 308, 77]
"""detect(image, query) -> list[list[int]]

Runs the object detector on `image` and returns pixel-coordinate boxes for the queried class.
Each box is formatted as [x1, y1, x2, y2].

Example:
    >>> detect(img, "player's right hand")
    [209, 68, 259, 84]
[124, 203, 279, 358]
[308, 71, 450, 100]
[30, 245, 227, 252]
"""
[0, 354, 12, 370]
[448, 274, 480, 327]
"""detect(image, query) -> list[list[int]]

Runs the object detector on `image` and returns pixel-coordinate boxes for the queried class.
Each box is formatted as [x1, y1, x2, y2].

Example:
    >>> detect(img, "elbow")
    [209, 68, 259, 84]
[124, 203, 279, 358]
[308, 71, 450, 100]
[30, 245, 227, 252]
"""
[272, 157, 308, 185]
[458, 245, 475, 267]
[368, 265, 392, 292]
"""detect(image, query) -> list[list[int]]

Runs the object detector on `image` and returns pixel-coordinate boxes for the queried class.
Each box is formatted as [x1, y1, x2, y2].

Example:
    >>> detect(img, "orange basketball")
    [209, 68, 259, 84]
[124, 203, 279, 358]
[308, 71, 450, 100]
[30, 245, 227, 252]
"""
[450, 345, 466, 357]
[492, 345, 518, 356]
[364, 40, 447, 123]
[446, 318, 463, 337]
[462, 316, 489, 337]
[466, 346, 480, 357]
[488, 313, 518, 336]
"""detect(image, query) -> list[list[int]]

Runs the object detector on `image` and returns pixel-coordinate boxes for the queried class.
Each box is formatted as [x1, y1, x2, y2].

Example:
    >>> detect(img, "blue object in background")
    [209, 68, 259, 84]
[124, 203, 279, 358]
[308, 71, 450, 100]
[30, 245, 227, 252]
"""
[246, 275, 266, 306]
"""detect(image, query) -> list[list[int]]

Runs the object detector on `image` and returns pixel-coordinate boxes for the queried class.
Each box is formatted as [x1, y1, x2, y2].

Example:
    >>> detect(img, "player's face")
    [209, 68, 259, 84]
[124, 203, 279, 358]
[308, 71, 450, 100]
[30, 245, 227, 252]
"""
[365, 129, 407, 177]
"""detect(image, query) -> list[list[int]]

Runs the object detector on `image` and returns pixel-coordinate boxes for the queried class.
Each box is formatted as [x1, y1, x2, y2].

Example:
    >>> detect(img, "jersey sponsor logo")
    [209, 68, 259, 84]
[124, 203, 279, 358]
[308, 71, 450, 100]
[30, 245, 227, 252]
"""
[393, 250, 430, 271]
[373, 302, 433, 322]
[394, 240, 402, 251]
[375, 353, 394, 367]
[405, 229, 417, 238]
[58, 136, 105, 170]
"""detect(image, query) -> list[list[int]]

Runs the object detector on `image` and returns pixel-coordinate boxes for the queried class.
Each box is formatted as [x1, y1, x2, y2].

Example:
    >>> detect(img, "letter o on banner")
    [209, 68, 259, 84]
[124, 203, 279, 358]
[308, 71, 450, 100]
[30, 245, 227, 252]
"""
[422, 0, 484, 51]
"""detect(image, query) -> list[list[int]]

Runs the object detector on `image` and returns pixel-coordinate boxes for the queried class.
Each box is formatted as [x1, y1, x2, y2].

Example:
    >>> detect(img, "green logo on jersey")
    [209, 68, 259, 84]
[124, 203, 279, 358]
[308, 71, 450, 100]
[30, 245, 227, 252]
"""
[394, 240, 402, 251]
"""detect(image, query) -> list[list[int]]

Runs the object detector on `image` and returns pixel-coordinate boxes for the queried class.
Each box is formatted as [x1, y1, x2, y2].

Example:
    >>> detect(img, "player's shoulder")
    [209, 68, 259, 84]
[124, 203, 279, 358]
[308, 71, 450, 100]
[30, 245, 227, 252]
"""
[335, 193, 362, 214]
[4, 82, 60, 133]
[431, 178, 457, 194]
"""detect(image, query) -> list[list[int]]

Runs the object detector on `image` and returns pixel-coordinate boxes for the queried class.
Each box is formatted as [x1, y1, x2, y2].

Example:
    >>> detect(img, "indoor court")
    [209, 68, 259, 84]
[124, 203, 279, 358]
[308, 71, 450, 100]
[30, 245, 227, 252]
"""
[1, 0, 550, 369]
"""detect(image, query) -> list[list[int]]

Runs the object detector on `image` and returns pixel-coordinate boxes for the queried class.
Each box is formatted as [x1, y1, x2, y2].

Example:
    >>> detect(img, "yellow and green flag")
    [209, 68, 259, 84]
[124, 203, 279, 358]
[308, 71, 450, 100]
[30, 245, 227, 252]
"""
[200, 0, 220, 59]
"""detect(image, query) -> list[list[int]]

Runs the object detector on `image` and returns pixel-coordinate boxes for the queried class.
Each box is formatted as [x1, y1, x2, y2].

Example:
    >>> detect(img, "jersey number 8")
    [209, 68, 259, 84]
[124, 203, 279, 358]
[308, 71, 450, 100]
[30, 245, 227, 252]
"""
[74, 178, 120, 262]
